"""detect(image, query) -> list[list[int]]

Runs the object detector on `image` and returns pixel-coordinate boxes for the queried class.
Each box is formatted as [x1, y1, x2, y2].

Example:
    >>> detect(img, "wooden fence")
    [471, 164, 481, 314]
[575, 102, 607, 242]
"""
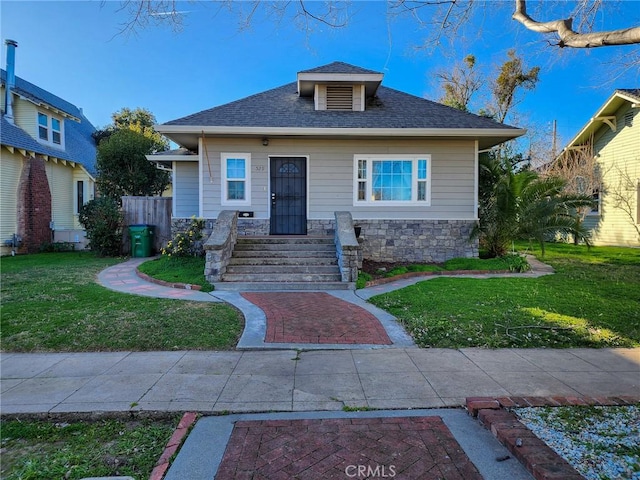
[121, 196, 172, 255]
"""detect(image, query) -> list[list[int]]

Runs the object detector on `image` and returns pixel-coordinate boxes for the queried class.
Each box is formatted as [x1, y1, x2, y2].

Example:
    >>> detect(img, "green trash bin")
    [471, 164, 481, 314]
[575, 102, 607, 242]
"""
[129, 224, 155, 257]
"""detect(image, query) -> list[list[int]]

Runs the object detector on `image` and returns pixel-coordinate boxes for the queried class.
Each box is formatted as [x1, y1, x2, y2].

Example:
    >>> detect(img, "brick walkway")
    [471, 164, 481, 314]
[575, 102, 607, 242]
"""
[241, 292, 392, 345]
[215, 416, 482, 480]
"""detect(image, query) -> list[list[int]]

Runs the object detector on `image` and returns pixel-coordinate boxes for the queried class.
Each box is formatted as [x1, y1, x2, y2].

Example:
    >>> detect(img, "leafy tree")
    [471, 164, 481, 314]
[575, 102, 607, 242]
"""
[93, 107, 168, 151]
[78, 197, 124, 256]
[438, 50, 539, 126]
[489, 49, 540, 124]
[96, 128, 170, 202]
[438, 54, 481, 112]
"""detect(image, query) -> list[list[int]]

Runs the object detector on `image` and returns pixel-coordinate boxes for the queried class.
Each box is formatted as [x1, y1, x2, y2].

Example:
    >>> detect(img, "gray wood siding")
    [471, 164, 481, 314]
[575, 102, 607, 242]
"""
[174, 162, 199, 217]
[201, 138, 476, 221]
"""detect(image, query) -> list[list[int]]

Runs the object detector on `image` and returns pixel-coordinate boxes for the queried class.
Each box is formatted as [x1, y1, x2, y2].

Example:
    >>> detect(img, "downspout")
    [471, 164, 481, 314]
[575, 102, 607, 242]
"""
[4, 39, 18, 124]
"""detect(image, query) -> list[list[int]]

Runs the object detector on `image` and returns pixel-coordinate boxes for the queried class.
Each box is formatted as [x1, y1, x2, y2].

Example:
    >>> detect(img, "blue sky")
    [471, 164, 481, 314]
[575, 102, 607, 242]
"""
[1, 0, 639, 149]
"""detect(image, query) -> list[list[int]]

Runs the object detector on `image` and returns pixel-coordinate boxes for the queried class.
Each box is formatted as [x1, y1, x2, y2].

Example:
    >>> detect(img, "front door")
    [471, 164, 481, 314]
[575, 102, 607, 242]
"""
[270, 157, 307, 235]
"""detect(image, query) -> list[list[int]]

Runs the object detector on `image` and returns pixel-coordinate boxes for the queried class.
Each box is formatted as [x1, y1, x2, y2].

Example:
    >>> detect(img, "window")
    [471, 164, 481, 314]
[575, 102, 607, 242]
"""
[354, 155, 431, 205]
[590, 188, 600, 215]
[221, 153, 251, 205]
[36, 111, 63, 146]
[38, 113, 48, 140]
[76, 181, 84, 214]
[625, 111, 635, 128]
[51, 118, 61, 144]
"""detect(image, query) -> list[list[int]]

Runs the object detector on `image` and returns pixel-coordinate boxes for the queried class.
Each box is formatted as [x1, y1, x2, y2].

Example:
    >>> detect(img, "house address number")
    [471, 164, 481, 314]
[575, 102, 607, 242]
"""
[254, 165, 266, 172]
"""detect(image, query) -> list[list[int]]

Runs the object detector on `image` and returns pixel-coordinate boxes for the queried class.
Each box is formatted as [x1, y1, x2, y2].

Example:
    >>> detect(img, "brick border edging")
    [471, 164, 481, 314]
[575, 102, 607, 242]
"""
[150, 411, 198, 480]
[466, 395, 640, 480]
[136, 269, 203, 291]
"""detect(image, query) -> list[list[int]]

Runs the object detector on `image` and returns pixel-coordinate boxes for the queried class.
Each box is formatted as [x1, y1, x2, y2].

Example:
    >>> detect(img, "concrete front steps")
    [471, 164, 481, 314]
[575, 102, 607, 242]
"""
[212, 236, 354, 291]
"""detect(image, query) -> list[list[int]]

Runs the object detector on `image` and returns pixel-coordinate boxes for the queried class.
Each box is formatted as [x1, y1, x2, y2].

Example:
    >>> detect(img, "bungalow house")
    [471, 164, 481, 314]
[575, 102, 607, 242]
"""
[558, 89, 639, 247]
[154, 62, 524, 288]
[1, 40, 97, 254]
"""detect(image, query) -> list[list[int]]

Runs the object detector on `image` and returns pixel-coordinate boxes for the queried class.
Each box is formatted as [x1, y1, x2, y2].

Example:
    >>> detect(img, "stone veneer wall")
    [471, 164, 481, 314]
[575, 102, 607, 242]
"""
[172, 217, 478, 263]
[358, 220, 478, 263]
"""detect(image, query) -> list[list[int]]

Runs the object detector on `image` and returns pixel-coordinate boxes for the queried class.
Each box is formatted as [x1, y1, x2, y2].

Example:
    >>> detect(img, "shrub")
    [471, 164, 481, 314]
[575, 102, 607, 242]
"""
[162, 217, 205, 257]
[502, 253, 531, 272]
[78, 197, 124, 256]
[39, 242, 76, 253]
[356, 271, 372, 289]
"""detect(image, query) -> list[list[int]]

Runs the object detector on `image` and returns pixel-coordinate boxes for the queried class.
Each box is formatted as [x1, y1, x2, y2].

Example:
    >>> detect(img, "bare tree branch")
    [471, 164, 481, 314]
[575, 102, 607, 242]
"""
[513, 0, 640, 48]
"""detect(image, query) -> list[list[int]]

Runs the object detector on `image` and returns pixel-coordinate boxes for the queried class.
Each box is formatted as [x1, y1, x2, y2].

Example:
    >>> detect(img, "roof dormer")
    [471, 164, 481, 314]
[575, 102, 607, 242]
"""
[297, 62, 383, 112]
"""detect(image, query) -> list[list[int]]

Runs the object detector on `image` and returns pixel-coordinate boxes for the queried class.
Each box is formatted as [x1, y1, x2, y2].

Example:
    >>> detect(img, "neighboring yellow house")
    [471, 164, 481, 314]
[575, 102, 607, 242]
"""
[560, 89, 640, 247]
[1, 40, 96, 254]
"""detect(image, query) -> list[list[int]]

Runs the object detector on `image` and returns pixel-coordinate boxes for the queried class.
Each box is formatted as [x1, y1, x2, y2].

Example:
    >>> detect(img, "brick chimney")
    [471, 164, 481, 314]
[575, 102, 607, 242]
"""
[4, 39, 18, 123]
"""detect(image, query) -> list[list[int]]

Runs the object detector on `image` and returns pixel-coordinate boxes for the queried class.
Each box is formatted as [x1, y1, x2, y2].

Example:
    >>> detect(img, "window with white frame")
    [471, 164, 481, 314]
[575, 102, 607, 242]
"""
[354, 155, 431, 205]
[221, 153, 251, 205]
[37, 111, 63, 146]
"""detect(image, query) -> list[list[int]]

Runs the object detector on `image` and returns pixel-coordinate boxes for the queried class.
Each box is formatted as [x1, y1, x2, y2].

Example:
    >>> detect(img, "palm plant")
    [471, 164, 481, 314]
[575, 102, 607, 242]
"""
[517, 175, 594, 256]
[474, 154, 595, 257]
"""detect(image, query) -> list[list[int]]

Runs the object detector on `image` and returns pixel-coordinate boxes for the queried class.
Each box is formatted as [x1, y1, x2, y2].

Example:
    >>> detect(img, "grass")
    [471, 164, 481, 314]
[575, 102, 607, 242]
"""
[0, 416, 180, 480]
[0, 252, 243, 352]
[137, 255, 213, 292]
[368, 243, 640, 348]
[359, 254, 530, 287]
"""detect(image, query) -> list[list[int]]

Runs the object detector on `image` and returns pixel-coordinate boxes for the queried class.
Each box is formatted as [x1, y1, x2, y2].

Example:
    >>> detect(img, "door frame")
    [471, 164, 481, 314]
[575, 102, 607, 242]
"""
[268, 155, 309, 235]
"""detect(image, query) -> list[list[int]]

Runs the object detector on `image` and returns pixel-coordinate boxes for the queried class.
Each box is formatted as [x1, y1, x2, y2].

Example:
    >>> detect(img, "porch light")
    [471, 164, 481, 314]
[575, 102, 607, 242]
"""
[262, 138, 269, 146]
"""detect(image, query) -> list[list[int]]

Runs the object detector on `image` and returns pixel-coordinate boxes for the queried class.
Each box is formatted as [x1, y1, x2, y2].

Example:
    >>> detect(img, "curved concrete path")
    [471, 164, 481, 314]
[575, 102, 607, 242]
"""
[96, 255, 555, 350]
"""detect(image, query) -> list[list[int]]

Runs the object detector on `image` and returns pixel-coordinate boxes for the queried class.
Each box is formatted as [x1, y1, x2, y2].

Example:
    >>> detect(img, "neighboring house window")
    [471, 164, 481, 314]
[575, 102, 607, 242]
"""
[221, 153, 251, 205]
[52, 118, 61, 144]
[590, 188, 600, 215]
[38, 113, 48, 141]
[354, 155, 431, 205]
[37, 111, 63, 146]
[76, 181, 84, 214]
[624, 111, 634, 128]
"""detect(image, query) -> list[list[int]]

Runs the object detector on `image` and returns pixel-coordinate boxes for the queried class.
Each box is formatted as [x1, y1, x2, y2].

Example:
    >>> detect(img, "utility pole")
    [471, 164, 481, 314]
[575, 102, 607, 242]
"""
[551, 119, 557, 159]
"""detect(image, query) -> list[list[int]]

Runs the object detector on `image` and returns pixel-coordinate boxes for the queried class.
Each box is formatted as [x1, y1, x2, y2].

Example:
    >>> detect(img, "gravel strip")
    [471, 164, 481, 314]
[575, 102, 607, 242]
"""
[514, 405, 640, 480]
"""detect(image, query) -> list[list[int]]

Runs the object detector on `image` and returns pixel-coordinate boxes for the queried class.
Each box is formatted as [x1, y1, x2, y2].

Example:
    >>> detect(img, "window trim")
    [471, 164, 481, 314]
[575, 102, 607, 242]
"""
[353, 154, 431, 206]
[36, 110, 64, 148]
[221, 153, 251, 206]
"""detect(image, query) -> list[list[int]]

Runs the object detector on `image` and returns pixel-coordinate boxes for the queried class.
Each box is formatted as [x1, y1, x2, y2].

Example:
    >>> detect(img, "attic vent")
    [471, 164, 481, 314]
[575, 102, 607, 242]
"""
[326, 85, 353, 111]
[625, 111, 634, 127]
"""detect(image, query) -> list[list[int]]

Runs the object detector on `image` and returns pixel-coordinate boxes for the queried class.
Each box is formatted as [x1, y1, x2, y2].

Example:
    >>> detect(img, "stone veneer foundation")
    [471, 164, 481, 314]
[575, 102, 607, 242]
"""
[172, 218, 478, 263]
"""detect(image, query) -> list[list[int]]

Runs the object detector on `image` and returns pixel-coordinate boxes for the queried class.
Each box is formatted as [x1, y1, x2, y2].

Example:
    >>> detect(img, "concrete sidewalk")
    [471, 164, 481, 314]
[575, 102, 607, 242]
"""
[1, 347, 638, 414]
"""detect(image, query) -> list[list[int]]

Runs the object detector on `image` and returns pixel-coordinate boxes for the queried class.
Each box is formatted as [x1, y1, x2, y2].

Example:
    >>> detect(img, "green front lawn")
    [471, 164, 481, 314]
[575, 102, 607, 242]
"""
[0, 253, 242, 352]
[137, 255, 213, 292]
[369, 243, 640, 348]
[1, 416, 179, 480]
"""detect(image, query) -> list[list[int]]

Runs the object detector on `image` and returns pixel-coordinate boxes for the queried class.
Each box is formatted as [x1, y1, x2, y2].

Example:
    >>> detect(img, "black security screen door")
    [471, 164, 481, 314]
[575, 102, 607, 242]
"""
[270, 157, 307, 235]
